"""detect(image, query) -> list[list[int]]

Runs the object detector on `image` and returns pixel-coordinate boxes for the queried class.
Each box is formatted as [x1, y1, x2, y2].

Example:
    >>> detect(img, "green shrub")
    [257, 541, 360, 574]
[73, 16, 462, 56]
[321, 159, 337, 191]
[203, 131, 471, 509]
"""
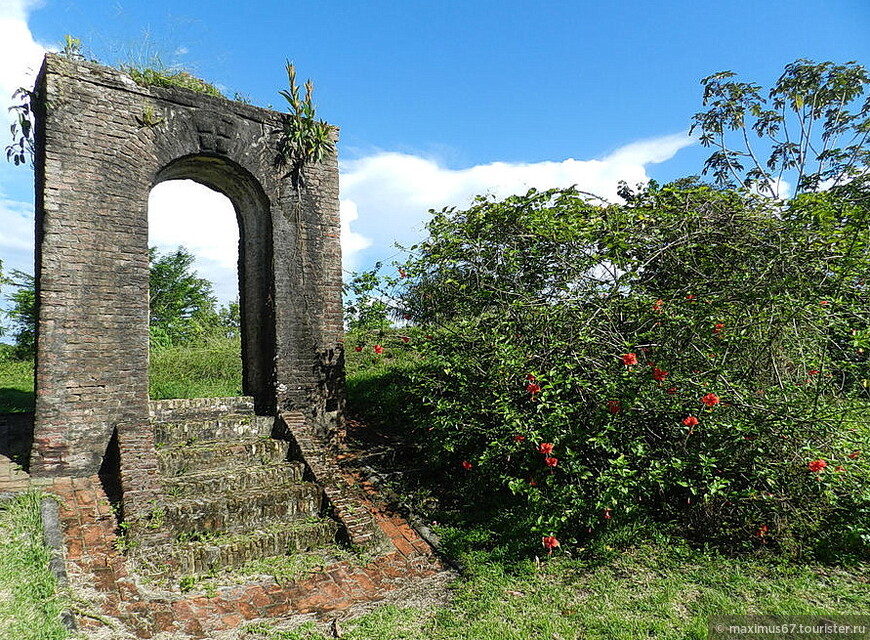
[354, 178, 870, 561]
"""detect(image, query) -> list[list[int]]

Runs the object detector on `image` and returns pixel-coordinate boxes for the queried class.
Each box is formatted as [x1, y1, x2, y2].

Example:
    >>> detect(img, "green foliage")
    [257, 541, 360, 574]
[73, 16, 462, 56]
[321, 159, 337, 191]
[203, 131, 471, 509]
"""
[691, 59, 870, 196]
[275, 61, 335, 190]
[4, 271, 35, 361]
[122, 56, 223, 98]
[354, 176, 870, 561]
[5, 87, 35, 167]
[148, 334, 242, 400]
[0, 492, 71, 639]
[148, 246, 219, 346]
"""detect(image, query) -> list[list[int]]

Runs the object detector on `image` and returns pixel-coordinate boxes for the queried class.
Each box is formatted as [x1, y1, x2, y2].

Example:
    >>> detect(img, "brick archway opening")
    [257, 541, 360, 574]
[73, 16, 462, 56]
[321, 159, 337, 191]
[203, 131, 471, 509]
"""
[153, 155, 276, 414]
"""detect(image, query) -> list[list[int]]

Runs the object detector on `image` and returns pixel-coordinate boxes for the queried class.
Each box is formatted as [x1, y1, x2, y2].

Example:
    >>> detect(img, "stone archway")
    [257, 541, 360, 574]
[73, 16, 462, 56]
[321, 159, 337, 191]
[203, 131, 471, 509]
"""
[29, 54, 344, 477]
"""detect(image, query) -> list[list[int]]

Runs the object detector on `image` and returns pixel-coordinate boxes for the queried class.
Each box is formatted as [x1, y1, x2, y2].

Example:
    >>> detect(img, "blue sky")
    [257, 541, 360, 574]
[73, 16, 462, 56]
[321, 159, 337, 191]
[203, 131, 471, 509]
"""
[1, 0, 869, 308]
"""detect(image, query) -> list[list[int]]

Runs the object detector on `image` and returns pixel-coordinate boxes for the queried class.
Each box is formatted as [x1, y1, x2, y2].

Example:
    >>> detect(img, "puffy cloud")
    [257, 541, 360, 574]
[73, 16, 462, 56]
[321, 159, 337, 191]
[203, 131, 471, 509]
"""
[0, 0, 48, 130]
[339, 132, 694, 270]
[148, 180, 240, 305]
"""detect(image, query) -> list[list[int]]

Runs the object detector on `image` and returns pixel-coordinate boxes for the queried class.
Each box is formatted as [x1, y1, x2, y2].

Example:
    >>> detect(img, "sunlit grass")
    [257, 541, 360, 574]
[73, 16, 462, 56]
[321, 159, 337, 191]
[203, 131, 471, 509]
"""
[0, 491, 71, 639]
[148, 335, 243, 399]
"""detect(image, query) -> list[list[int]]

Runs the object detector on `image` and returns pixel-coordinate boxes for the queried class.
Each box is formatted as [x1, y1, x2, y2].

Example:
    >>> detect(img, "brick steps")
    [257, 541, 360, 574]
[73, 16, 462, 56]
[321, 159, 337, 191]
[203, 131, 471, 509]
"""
[144, 519, 340, 576]
[157, 437, 290, 477]
[162, 461, 306, 498]
[163, 483, 325, 536]
[148, 397, 343, 577]
[153, 414, 273, 446]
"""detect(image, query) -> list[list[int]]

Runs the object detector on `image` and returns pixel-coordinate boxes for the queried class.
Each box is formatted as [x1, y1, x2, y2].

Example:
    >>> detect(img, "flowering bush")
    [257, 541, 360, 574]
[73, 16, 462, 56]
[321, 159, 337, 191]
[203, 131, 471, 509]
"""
[353, 177, 870, 561]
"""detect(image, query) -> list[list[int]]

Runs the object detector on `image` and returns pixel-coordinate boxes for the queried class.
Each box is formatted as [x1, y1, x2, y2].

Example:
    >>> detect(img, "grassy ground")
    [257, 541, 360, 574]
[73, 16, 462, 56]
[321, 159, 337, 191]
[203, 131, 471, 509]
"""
[0, 357, 34, 413]
[239, 529, 870, 640]
[0, 491, 71, 639]
[148, 336, 242, 399]
[0, 335, 243, 407]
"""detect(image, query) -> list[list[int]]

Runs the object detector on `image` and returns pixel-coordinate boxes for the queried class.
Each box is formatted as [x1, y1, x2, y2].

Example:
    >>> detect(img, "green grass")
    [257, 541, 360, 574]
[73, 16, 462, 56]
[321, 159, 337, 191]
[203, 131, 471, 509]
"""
[241, 530, 869, 640]
[0, 357, 34, 413]
[148, 335, 243, 399]
[0, 492, 71, 639]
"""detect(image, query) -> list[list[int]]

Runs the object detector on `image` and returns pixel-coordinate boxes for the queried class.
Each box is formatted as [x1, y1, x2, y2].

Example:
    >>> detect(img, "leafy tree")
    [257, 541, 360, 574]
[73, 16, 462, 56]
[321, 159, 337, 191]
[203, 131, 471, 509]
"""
[148, 246, 218, 346]
[691, 59, 870, 197]
[4, 271, 36, 360]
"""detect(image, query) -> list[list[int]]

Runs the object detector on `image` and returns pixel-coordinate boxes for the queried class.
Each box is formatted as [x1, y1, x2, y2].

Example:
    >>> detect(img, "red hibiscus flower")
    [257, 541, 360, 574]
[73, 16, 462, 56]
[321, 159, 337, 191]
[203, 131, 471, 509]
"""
[808, 459, 827, 472]
[526, 373, 536, 381]
[544, 456, 558, 468]
[606, 400, 622, 414]
[848, 451, 860, 459]
[622, 353, 638, 366]
[461, 460, 472, 471]
[354, 346, 363, 352]
[542, 535, 560, 552]
[652, 367, 668, 382]
[513, 435, 526, 442]
[682, 416, 699, 427]
[653, 299, 664, 313]
[713, 323, 724, 334]
[538, 443, 554, 455]
[373, 345, 384, 355]
[686, 294, 695, 300]
[701, 393, 720, 407]
[820, 300, 829, 306]
[527, 382, 541, 396]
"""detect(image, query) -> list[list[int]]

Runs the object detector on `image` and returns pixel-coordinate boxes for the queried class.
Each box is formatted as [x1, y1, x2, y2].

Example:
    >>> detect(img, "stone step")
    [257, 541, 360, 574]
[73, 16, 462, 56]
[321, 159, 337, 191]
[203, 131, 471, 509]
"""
[157, 438, 290, 477]
[162, 461, 306, 498]
[149, 396, 256, 423]
[153, 414, 274, 446]
[144, 519, 341, 577]
[162, 482, 325, 535]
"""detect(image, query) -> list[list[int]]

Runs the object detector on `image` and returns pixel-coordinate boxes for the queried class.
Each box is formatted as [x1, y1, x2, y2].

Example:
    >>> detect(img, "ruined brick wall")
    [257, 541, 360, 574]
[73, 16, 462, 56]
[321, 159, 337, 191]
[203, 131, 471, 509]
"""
[30, 54, 344, 477]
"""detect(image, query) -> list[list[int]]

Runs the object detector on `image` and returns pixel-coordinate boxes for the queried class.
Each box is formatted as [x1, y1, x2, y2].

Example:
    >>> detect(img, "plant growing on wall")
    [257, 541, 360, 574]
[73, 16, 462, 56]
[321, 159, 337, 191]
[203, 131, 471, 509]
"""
[275, 61, 335, 192]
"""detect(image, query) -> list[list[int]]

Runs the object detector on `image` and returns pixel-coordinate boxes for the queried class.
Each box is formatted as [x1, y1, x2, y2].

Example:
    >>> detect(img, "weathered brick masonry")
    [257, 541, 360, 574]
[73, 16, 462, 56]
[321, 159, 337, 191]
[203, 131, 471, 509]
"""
[30, 54, 345, 479]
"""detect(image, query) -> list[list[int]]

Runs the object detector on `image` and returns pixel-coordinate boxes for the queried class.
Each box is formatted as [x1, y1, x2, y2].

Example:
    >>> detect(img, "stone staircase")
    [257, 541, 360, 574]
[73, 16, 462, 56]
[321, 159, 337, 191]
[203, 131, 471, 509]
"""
[140, 397, 340, 577]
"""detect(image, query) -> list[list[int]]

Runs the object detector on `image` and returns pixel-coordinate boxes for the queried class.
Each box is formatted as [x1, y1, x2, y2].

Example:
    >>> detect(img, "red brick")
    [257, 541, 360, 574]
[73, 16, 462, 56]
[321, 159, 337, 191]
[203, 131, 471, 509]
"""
[390, 535, 417, 558]
[249, 587, 271, 609]
[221, 613, 243, 628]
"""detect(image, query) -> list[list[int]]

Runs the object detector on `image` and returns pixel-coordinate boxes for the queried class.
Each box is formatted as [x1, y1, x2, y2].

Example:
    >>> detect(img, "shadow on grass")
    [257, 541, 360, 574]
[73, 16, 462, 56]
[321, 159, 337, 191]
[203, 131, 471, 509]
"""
[0, 388, 35, 414]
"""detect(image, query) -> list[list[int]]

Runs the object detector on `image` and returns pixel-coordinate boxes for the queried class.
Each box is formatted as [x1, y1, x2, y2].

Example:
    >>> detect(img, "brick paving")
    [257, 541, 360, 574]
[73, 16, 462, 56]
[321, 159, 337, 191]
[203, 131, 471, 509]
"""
[6, 456, 445, 638]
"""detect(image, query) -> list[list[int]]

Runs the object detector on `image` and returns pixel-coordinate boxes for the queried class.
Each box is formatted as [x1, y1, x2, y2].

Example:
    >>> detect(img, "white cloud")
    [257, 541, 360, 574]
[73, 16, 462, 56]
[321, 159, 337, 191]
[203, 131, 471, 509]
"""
[0, 0, 48, 131]
[338, 132, 694, 270]
[148, 180, 240, 305]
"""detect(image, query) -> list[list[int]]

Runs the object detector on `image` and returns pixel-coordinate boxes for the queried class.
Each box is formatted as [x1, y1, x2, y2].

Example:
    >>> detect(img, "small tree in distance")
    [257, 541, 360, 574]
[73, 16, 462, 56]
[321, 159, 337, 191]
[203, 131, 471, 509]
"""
[691, 59, 870, 197]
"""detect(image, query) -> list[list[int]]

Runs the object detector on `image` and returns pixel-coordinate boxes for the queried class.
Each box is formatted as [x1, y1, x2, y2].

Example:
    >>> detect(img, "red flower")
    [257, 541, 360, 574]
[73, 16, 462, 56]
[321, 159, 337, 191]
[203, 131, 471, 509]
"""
[685, 294, 695, 300]
[526, 382, 541, 396]
[425, 335, 432, 340]
[542, 535, 560, 552]
[652, 367, 668, 382]
[513, 435, 526, 442]
[399, 268, 406, 278]
[701, 393, 720, 407]
[848, 451, 860, 459]
[808, 459, 827, 473]
[461, 460, 472, 471]
[755, 525, 769, 538]
[354, 346, 363, 352]
[373, 345, 384, 355]
[820, 300, 829, 306]
[622, 353, 638, 366]
[682, 416, 699, 427]
[606, 400, 622, 414]
[604, 508, 612, 520]
[538, 443, 554, 455]
[713, 323, 724, 334]
[544, 456, 558, 467]
[807, 369, 819, 375]
[653, 299, 664, 312]
[401, 335, 410, 343]
[834, 466, 846, 473]
[666, 387, 677, 395]
[526, 373, 536, 381]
